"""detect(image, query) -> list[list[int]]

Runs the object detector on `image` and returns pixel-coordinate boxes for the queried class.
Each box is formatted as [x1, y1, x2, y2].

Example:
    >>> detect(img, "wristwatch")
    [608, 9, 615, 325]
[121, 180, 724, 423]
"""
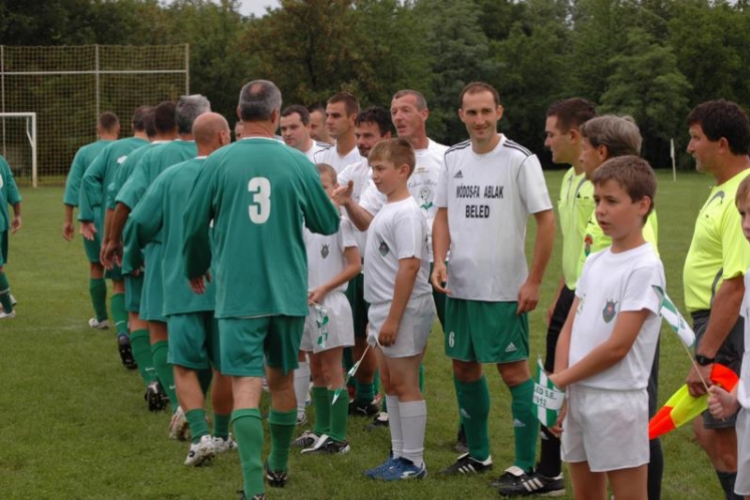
[695, 354, 716, 366]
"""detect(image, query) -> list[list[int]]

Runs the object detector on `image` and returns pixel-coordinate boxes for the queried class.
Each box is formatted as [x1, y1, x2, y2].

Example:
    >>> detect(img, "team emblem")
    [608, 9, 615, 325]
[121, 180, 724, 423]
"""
[379, 240, 389, 256]
[602, 300, 617, 323]
[577, 295, 585, 314]
[584, 234, 593, 256]
[419, 186, 433, 210]
[321, 244, 329, 259]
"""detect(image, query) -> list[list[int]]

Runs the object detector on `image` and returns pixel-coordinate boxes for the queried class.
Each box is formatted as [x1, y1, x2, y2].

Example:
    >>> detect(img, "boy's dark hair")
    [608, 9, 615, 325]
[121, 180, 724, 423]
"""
[154, 101, 177, 134]
[687, 100, 750, 155]
[355, 106, 392, 136]
[735, 175, 750, 209]
[546, 98, 597, 133]
[369, 138, 415, 176]
[281, 104, 311, 126]
[315, 163, 337, 185]
[328, 92, 360, 117]
[580, 115, 642, 158]
[592, 155, 656, 223]
[98, 111, 119, 132]
[459, 81, 500, 108]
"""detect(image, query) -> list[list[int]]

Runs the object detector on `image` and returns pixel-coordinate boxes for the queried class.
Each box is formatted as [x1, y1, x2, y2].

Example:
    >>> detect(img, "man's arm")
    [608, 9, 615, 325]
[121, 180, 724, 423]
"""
[301, 165, 340, 236]
[431, 207, 450, 294]
[378, 257, 421, 347]
[10, 202, 21, 234]
[517, 209, 556, 314]
[553, 297, 578, 374]
[183, 167, 215, 282]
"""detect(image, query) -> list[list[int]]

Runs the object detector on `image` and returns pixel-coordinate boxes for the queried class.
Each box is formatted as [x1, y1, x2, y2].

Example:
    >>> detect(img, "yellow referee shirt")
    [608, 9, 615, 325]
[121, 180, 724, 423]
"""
[558, 167, 595, 289]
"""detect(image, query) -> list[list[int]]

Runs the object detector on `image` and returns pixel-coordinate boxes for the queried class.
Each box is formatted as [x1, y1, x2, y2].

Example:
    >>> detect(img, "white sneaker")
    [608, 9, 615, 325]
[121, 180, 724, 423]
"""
[184, 434, 214, 466]
[0, 310, 15, 319]
[88, 318, 109, 329]
[169, 406, 190, 441]
[297, 412, 307, 426]
[293, 430, 319, 448]
[212, 435, 238, 453]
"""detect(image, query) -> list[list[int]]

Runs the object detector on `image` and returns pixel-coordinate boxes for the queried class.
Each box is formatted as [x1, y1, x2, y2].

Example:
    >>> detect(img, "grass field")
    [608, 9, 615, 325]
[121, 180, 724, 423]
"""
[0, 170, 727, 499]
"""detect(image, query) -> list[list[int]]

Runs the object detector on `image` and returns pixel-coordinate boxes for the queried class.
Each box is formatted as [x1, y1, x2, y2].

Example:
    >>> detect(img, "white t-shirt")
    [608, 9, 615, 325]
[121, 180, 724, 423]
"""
[305, 217, 357, 293]
[314, 144, 364, 174]
[739, 272, 750, 408]
[338, 159, 372, 255]
[364, 197, 432, 305]
[435, 135, 552, 301]
[569, 243, 665, 390]
[304, 141, 329, 163]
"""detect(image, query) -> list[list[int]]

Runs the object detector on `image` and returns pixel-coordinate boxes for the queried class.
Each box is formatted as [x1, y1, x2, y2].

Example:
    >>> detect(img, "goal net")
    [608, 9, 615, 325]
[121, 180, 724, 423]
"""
[0, 112, 36, 187]
[0, 45, 189, 186]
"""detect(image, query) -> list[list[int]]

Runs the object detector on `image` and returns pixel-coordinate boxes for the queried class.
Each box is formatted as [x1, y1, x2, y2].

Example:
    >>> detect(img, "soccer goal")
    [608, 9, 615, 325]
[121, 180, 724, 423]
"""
[0, 112, 37, 187]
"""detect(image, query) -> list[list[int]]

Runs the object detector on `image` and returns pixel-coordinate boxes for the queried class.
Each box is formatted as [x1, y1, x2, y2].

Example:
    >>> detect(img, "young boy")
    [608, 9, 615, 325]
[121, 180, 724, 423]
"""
[294, 163, 362, 454]
[0, 154, 21, 319]
[708, 174, 750, 500]
[362, 138, 436, 481]
[550, 156, 665, 500]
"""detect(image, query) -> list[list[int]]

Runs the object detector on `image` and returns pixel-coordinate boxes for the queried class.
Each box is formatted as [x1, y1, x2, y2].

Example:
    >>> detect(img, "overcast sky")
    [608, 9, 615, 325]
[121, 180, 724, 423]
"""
[237, 0, 280, 16]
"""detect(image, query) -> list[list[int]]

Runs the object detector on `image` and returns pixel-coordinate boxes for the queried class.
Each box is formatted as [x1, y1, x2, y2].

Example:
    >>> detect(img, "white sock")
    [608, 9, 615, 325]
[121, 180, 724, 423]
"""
[386, 395, 402, 457]
[294, 361, 311, 418]
[399, 400, 426, 467]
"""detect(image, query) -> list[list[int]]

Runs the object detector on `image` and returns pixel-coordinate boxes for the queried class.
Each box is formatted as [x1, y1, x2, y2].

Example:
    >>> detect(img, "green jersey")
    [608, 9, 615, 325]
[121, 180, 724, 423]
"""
[107, 142, 159, 210]
[183, 138, 340, 319]
[79, 137, 149, 232]
[0, 156, 21, 232]
[124, 157, 214, 315]
[63, 140, 112, 207]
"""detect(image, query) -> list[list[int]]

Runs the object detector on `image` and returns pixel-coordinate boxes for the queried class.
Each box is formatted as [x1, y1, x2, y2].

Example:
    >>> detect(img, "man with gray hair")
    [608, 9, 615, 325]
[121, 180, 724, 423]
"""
[182, 80, 340, 500]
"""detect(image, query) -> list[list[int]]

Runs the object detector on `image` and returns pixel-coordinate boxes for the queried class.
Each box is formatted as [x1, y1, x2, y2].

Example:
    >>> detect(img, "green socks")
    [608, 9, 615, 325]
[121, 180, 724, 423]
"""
[354, 381, 374, 406]
[510, 379, 537, 472]
[186, 408, 210, 444]
[151, 340, 177, 411]
[267, 409, 296, 471]
[419, 363, 425, 392]
[214, 413, 230, 440]
[110, 292, 128, 335]
[129, 329, 156, 387]
[312, 387, 330, 436]
[328, 388, 349, 442]
[89, 278, 108, 322]
[233, 408, 264, 498]
[456, 376, 491, 461]
[0, 272, 12, 313]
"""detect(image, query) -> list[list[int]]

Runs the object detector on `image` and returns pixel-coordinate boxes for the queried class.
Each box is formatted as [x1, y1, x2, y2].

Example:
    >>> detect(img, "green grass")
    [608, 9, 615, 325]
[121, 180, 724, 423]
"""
[0, 170, 725, 499]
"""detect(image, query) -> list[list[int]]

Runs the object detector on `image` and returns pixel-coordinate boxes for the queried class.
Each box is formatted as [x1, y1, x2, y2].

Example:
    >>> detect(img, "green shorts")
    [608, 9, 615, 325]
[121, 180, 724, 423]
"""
[345, 272, 369, 338]
[125, 273, 143, 313]
[444, 298, 529, 364]
[219, 315, 305, 377]
[0, 230, 7, 267]
[167, 311, 221, 371]
[139, 243, 166, 322]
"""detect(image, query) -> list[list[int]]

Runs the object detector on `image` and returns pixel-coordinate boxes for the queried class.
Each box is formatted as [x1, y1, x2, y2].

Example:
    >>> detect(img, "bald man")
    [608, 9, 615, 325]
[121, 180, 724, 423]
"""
[122, 112, 235, 464]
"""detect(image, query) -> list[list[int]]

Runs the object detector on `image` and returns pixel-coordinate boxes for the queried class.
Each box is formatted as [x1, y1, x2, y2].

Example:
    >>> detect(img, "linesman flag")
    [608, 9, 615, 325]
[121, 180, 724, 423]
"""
[652, 285, 695, 347]
[532, 358, 565, 428]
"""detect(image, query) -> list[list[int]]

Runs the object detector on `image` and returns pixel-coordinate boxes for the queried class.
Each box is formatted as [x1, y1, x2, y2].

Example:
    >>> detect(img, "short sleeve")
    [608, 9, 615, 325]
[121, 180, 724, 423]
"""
[393, 209, 425, 260]
[340, 218, 358, 249]
[435, 155, 449, 208]
[620, 263, 665, 315]
[721, 204, 750, 280]
[516, 155, 552, 214]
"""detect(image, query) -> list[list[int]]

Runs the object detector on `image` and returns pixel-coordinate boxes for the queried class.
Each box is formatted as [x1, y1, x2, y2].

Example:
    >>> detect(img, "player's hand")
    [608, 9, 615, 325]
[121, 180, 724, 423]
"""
[308, 287, 328, 306]
[79, 221, 97, 241]
[517, 280, 540, 314]
[686, 363, 713, 397]
[550, 400, 567, 438]
[11, 216, 21, 234]
[431, 261, 450, 294]
[189, 271, 211, 294]
[62, 221, 74, 241]
[101, 240, 123, 270]
[707, 385, 738, 420]
[378, 319, 399, 347]
[332, 181, 354, 207]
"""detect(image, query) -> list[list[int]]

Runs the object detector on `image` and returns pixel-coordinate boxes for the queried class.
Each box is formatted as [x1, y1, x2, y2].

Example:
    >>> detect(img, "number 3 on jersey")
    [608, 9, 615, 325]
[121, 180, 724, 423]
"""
[248, 177, 271, 224]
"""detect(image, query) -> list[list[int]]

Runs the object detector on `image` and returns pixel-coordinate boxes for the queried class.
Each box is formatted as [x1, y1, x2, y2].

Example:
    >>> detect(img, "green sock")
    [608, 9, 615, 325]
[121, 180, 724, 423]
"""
[312, 387, 330, 436]
[214, 413, 230, 440]
[328, 388, 349, 442]
[354, 381, 374, 405]
[232, 408, 264, 498]
[89, 278, 108, 322]
[267, 408, 297, 472]
[374, 368, 380, 393]
[151, 340, 177, 411]
[186, 408, 210, 444]
[129, 329, 156, 387]
[0, 272, 12, 313]
[198, 367, 213, 396]
[453, 378, 464, 429]
[510, 378, 537, 472]
[110, 293, 128, 335]
[419, 363, 425, 392]
[457, 376, 491, 461]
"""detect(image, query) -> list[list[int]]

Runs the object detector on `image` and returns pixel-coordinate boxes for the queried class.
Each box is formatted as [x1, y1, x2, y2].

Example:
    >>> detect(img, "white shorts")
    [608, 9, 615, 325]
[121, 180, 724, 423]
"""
[562, 384, 649, 472]
[300, 292, 354, 353]
[736, 407, 750, 495]
[367, 294, 436, 358]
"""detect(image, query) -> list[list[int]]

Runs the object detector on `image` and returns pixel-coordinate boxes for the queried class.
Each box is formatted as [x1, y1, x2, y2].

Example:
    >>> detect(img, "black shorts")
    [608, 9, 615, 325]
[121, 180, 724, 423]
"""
[543, 286, 576, 373]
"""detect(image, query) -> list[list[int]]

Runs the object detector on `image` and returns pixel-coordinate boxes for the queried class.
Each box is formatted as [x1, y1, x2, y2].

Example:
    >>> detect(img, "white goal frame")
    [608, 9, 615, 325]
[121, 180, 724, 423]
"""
[0, 112, 37, 187]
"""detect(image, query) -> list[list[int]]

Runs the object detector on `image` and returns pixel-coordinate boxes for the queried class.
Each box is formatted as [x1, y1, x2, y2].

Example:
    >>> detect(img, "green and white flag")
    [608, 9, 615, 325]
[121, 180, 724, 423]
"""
[532, 358, 565, 428]
[314, 304, 330, 350]
[652, 285, 695, 348]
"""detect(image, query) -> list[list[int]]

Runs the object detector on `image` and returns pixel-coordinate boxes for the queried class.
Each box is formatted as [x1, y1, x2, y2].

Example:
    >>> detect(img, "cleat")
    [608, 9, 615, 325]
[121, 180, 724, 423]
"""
[145, 381, 168, 412]
[454, 425, 468, 454]
[301, 435, 350, 455]
[184, 434, 214, 466]
[349, 398, 380, 417]
[367, 411, 389, 430]
[372, 457, 427, 481]
[10, 294, 16, 306]
[117, 333, 138, 370]
[492, 467, 564, 497]
[365, 456, 400, 478]
[0, 310, 15, 319]
[264, 461, 288, 488]
[88, 317, 109, 329]
[237, 491, 265, 500]
[292, 430, 319, 448]
[212, 435, 238, 453]
[440, 452, 494, 475]
[169, 406, 190, 441]
[296, 413, 307, 426]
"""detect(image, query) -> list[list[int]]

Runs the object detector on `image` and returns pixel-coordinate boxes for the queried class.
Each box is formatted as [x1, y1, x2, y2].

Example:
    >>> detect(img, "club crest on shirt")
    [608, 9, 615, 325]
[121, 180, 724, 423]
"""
[419, 186, 433, 210]
[379, 240, 389, 256]
[584, 234, 593, 256]
[602, 300, 617, 323]
[321, 244, 329, 259]
[577, 295, 585, 314]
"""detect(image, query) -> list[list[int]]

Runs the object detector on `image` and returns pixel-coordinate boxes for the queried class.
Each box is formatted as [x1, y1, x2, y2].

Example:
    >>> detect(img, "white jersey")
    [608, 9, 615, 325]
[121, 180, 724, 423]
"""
[364, 197, 432, 305]
[305, 217, 357, 293]
[338, 159, 372, 255]
[739, 272, 750, 408]
[569, 243, 664, 390]
[314, 144, 364, 174]
[435, 135, 552, 301]
[303, 141, 329, 163]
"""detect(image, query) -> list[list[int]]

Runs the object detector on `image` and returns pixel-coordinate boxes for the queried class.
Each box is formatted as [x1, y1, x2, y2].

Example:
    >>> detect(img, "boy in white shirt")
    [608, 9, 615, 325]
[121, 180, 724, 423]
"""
[362, 138, 436, 481]
[550, 155, 665, 500]
[294, 163, 362, 454]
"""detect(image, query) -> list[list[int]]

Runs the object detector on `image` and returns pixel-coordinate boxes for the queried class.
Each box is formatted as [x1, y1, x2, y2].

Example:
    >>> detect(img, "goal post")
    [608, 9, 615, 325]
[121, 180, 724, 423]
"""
[0, 112, 37, 187]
